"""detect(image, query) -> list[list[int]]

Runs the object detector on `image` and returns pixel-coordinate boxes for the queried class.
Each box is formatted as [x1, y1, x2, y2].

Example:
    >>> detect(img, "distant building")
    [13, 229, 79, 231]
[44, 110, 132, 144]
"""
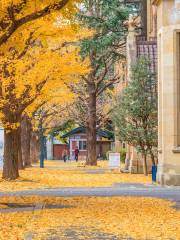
[46, 136, 69, 160]
[62, 127, 114, 160]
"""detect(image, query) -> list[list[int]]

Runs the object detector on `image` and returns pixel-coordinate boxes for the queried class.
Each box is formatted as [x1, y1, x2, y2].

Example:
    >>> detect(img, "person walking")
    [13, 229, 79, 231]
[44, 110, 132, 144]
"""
[63, 149, 68, 163]
[74, 146, 79, 162]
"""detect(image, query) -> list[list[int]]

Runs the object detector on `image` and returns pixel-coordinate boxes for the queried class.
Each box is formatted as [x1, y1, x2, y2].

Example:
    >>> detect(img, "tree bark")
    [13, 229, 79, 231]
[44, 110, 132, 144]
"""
[36, 136, 40, 162]
[143, 153, 148, 176]
[21, 115, 32, 167]
[43, 136, 47, 160]
[2, 116, 20, 180]
[86, 81, 97, 166]
[17, 125, 24, 170]
[124, 145, 130, 171]
[30, 132, 39, 163]
[150, 149, 156, 166]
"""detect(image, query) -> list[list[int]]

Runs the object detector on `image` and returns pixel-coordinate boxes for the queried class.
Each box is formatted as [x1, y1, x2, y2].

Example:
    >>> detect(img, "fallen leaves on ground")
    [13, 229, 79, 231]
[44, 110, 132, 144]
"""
[0, 196, 179, 240]
[0, 161, 151, 191]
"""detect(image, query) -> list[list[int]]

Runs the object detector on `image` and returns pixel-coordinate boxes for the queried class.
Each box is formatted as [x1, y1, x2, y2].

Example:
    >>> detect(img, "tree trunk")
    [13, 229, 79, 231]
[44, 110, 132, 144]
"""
[143, 153, 148, 176]
[2, 124, 20, 180]
[150, 150, 156, 166]
[124, 145, 130, 171]
[36, 136, 40, 162]
[86, 82, 97, 166]
[30, 132, 39, 163]
[21, 115, 32, 167]
[17, 125, 24, 170]
[35, 136, 40, 162]
[43, 136, 47, 160]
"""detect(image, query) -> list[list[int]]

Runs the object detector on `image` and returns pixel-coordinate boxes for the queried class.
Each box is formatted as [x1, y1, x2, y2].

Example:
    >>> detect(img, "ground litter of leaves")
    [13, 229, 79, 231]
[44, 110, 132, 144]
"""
[0, 196, 179, 240]
[0, 161, 151, 192]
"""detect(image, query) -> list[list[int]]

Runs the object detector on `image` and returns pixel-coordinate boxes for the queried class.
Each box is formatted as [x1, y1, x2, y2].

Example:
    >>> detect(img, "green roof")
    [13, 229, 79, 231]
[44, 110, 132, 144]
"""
[61, 127, 114, 140]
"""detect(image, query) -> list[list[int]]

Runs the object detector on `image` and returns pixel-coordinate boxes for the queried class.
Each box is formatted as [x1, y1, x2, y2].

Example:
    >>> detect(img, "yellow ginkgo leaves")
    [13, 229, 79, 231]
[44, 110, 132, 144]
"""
[0, 196, 179, 240]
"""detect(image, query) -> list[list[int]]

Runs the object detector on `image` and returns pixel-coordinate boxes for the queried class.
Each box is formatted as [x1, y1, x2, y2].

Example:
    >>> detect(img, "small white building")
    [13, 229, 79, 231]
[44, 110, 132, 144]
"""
[46, 136, 69, 160]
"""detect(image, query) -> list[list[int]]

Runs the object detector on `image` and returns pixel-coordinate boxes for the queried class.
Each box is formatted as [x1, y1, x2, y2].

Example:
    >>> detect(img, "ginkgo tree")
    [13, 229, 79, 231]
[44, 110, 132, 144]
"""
[22, 75, 77, 169]
[0, 11, 90, 180]
[21, 85, 75, 168]
[0, 0, 80, 46]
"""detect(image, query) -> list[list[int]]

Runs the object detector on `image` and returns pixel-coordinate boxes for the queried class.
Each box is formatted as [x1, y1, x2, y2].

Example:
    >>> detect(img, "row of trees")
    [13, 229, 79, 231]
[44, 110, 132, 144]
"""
[1, 0, 157, 179]
[0, 0, 90, 179]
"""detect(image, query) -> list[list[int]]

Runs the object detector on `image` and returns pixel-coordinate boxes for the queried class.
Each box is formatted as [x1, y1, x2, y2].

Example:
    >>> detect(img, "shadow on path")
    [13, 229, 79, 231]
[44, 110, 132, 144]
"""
[0, 203, 74, 213]
[26, 227, 134, 240]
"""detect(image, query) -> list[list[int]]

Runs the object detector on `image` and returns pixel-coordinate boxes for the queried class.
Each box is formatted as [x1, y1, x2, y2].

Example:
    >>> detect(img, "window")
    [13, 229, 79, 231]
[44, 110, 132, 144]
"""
[79, 141, 87, 150]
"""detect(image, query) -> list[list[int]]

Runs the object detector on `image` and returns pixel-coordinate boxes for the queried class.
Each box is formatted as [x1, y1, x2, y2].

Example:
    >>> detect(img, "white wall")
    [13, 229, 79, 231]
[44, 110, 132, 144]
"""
[47, 136, 53, 160]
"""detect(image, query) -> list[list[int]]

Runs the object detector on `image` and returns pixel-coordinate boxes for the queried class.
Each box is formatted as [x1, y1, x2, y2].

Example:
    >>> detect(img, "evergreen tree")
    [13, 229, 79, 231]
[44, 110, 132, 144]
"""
[79, 0, 129, 165]
[113, 58, 158, 175]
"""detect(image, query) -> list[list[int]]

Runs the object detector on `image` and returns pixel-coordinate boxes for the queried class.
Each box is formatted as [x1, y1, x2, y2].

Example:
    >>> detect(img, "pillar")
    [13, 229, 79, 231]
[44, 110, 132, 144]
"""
[154, 0, 180, 185]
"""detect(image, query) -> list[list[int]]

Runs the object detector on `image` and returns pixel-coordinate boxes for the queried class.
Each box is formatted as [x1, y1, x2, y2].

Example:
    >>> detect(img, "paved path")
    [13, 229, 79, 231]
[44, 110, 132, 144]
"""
[1, 183, 180, 204]
[1, 183, 179, 239]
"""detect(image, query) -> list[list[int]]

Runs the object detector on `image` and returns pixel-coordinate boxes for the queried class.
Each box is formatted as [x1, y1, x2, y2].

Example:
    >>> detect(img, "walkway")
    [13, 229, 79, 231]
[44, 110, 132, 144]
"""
[1, 183, 180, 205]
[0, 162, 180, 239]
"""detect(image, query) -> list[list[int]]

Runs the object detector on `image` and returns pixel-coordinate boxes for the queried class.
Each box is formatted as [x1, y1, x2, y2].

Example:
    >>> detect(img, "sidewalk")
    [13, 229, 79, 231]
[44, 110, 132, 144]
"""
[0, 195, 179, 240]
[0, 183, 180, 205]
[0, 161, 179, 240]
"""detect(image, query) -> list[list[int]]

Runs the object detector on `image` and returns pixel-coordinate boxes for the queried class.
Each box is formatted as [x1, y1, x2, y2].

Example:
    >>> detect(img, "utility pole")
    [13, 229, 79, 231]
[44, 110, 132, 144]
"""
[43, 136, 47, 160]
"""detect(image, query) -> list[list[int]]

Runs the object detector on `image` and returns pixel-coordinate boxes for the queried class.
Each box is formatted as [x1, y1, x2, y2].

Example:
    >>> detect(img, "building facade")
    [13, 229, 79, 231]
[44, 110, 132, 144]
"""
[118, 0, 180, 185]
[115, 0, 157, 174]
[62, 127, 114, 160]
[46, 136, 69, 160]
[153, 0, 180, 185]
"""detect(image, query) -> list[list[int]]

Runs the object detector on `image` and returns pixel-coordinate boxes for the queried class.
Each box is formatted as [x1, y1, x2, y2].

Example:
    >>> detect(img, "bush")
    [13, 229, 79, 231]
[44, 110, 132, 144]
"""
[101, 153, 107, 160]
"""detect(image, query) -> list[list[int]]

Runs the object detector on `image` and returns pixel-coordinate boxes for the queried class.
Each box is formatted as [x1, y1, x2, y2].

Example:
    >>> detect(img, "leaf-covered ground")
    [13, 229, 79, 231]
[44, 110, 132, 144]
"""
[0, 196, 179, 240]
[0, 161, 179, 239]
[0, 161, 151, 192]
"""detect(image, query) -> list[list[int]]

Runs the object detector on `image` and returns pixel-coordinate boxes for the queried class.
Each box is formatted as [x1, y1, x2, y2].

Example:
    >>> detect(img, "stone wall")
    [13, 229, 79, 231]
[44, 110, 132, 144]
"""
[154, 0, 180, 185]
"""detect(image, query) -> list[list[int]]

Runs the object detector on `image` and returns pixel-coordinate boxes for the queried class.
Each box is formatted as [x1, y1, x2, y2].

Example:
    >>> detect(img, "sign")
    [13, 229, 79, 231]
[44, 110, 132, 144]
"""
[109, 153, 120, 169]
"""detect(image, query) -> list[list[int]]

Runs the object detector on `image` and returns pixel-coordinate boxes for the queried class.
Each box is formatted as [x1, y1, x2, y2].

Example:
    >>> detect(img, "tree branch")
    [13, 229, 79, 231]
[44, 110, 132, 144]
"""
[0, 0, 69, 46]
[97, 76, 120, 96]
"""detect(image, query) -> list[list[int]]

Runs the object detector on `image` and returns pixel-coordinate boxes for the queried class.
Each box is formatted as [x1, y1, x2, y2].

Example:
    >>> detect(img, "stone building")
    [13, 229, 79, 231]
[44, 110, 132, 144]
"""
[115, 0, 157, 174]
[153, 0, 180, 185]
[116, 0, 180, 185]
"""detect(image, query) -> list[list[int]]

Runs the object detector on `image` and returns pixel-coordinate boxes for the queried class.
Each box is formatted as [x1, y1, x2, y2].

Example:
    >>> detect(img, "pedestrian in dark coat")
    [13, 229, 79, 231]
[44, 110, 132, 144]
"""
[74, 147, 79, 162]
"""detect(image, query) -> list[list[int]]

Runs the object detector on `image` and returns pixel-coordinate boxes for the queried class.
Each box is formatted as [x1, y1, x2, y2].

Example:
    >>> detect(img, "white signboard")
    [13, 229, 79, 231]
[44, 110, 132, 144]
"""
[109, 153, 120, 169]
